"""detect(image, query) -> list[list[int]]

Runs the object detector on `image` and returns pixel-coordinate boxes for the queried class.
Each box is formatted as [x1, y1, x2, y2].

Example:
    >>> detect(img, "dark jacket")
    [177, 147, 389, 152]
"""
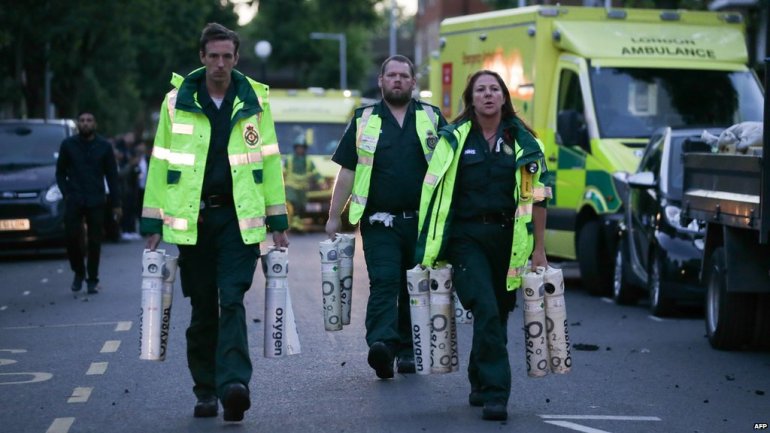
[56, 134, 121, 207]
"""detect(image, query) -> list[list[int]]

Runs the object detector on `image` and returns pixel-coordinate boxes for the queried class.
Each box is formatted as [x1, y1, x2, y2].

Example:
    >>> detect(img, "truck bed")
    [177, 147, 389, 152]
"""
[682, 152, 762, 230]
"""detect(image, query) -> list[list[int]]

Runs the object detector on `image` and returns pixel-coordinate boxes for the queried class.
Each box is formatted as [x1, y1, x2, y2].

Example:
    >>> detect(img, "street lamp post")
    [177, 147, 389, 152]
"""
[309, 32, 347, 90]
[254, 40, 272, 83]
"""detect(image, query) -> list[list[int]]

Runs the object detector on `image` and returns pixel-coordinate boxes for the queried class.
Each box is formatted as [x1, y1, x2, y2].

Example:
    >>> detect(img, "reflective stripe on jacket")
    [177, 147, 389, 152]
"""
[348, 100, 441, 224]
[416, 119, 550, 290]
[140, 67, 287, 245]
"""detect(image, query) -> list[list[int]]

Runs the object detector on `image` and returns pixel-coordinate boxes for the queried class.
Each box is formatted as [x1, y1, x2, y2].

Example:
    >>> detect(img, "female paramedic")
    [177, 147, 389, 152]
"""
[415, 70, 551, 421]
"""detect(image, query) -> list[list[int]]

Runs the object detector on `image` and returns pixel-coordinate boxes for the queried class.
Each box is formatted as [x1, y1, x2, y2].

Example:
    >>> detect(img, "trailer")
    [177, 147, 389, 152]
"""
[681, 60, 769, 350]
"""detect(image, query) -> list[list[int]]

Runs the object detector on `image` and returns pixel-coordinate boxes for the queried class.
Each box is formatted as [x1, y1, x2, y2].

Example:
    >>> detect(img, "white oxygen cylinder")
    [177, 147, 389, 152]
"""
[158, 254, 178, 361]
[406, 265, 431, 375]
[336, 233, 355, 326]
[319, 238, 342, 331]
[429, 264, 457, 374]
[284, 283, 301, 355]
[522, 267, 549, 377]
[263, 247, 289, 358]
[140, 249, 165, 361]
[543, 266, 572, 374]
[454, 291, 473, 325]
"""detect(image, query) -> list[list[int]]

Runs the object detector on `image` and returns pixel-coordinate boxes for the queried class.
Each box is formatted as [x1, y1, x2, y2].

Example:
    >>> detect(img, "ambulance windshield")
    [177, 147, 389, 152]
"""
[590, 67, 763, 139]
[274, 122, 347, 156]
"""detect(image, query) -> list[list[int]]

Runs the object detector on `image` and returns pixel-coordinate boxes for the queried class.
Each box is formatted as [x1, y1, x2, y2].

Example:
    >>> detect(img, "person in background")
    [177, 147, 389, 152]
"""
[117, 136, 141, 240]
[325, 55, 446, 379]
[56, 111, 122, 294]
[140, 22, 289, 422]
[284, 135, 320, 232]
[416, 70, 551, 421]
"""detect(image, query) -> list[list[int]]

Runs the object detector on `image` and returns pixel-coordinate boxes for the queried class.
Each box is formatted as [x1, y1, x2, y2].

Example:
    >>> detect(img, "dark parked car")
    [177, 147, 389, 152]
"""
[0, 119, 77, 248]
[612, 127, 715, 316]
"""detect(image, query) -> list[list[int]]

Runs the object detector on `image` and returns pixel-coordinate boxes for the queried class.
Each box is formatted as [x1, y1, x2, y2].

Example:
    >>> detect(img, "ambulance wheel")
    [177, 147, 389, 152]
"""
[577, 219, 612, 296]
[612, 236, 638, 305]
[705, 248, 755, 350]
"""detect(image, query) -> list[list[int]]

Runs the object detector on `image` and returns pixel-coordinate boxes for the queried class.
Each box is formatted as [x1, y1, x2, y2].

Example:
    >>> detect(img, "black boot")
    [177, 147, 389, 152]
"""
[193, 396, 218, 418]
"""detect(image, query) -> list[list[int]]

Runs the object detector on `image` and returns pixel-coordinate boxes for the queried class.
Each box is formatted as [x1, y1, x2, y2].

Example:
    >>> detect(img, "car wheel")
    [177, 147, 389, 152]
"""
[648, 252, 673, 317]
[612, 235, 638, 305]
[705, 247, 755, 350]
[577, 219, 612, 296]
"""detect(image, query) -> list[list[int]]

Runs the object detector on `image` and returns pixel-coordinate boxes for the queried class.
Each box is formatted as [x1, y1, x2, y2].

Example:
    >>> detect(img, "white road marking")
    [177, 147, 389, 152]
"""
[22, 291, 30, 296]
[86, 362, 108, 375]
[101, 340, 121, 353]
[540, 414, 662, 432]
[0, 349, 25, 354]
[544, 420, 611, 433]
[0, 358, 17, 366]
[540, 415, 662, 421]
[46, 417, 75, 433]
[67, 387, 93, 403]
[0, 306, 7, 311]
[648, 315, 665, 322]
[0, 372, 53, 385]
[115, 321, 132, 331]
[1, 321, 130, 330]
[601, 297, 613, 303]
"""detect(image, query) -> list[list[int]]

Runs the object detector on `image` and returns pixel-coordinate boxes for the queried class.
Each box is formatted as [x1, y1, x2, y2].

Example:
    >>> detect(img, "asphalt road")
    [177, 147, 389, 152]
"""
[0, 232, 768, 433]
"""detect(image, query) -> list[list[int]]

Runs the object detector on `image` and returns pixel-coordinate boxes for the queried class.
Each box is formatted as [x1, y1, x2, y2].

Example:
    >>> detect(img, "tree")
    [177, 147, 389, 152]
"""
[246, 0, 384, 90]
[0, 0, 238, 136]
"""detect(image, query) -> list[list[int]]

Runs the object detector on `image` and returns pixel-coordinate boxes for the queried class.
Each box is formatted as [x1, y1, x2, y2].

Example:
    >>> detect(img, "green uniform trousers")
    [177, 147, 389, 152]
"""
[448, 220, 516, 404]
[360, 214, 416, 357]
[177, 206, 260, 400]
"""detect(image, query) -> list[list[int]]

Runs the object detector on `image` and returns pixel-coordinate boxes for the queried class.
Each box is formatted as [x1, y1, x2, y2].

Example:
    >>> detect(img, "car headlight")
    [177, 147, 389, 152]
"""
[45, 184, 63, 202]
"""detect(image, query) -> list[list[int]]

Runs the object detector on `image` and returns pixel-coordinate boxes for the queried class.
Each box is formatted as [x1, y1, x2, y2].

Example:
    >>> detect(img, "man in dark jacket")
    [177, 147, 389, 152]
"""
[56, 111, 122, 294]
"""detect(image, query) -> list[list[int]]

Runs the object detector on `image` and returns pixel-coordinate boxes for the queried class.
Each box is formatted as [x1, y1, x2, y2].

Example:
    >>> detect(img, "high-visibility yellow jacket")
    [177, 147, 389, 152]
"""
[140, 67, 288, 245]
[348, 101, 442, 224]
[416, 118, 552, 290]
[284, 155, 320, 190]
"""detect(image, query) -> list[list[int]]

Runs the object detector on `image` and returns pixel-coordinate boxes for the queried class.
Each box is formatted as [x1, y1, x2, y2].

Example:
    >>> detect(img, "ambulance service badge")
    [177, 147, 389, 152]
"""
[526, 161, 538, 173]
[426, 131, 438, 149]
[244, 123, 260, 148]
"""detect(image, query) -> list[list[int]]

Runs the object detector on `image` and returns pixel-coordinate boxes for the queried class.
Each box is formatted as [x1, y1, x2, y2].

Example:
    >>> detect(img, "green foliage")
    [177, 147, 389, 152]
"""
[0, 0, 237, 136]
[246, 0, 386, 90]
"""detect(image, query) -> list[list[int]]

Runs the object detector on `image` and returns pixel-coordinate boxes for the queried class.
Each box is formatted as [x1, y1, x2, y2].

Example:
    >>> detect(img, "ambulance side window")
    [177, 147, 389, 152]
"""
[556, 69, 589, 153]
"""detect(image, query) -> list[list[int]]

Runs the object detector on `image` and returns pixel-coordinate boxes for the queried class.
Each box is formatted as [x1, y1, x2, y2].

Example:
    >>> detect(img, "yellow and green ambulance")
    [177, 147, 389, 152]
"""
[431, 5, 761, 294]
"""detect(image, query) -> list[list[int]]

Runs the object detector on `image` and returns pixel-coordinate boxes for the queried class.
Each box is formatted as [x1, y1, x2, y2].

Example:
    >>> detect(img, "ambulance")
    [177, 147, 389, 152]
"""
[269, 88, 362, 229]
[431, 5, 763, 294]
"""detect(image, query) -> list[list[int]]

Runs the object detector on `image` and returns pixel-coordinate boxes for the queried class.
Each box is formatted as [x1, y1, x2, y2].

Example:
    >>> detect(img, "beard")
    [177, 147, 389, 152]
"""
[383, 87, 411, 107]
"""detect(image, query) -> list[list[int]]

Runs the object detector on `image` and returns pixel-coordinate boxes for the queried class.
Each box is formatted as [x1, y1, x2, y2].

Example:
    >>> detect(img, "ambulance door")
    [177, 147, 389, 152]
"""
[545, 56, 594, 258]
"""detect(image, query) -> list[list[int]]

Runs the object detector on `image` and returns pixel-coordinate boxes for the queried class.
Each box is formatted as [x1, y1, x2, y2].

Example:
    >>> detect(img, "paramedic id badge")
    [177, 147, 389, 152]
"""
[244, 123, 260, 148]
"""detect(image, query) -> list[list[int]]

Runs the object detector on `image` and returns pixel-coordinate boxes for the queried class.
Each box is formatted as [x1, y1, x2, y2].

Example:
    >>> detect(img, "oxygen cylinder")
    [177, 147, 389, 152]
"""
[263, 247, 289, 358]
[158, 254, 177, 361]
[319, 238, 342, 331]
[406, 265, 431, 375]
[284, 283, 301, 355]
[522, 267, 549, 377]
[543, 266, 572, 374]
[454, 291, 473, 325]
[429, 264, 457, 374]
[140, 249, 165, 361]
[336, 233, 355, 326]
